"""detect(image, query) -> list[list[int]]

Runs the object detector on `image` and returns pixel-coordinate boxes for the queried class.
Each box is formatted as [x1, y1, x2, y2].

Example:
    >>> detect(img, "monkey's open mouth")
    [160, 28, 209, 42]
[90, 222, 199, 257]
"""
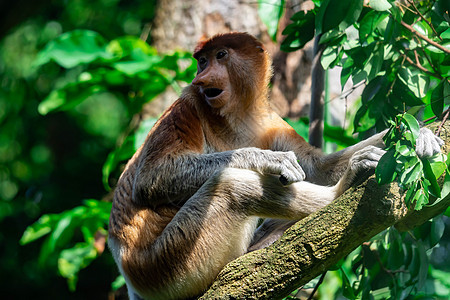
[203, 88, 223, 98]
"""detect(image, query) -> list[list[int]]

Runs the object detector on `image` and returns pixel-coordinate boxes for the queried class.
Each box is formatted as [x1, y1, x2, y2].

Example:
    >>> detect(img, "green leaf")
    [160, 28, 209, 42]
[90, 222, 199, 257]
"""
[414, 188, 429, 210]
[58, 243, 97, 291]
[413, 21, 432, 37]
[441, 28, 450, 39]
[20, 214, 59, 245]
[113, 49, 161, 75]
[416, 242, 429, 288]
[396, 143, 413, 157]
[391, 80, 424, 107]
[133, 118, 158, 150]
[400, 160, 422, 185]
[281, 10, 315, 52]
[35, 30, 112, 69]
[398, 68, 430, 99]
[369, 0, 392, 11]
[422, 158, 441, 198]
[258, 0, 285, 41]
[405, 181, 418, 203]
[431, 79, 446, 117]
[319, 29, 344, 45]
[359, 11, 389, 44]
[376, 149, 398, 185]
[372, 287, 391, 299]
[324, 124, 357, 147]
[316, 0, 362, 34]
[112, 275, 126, 291]
[339, 0, 364, 31]
[106, 36, 157, 59]
[437, 163, 450, 204]
[430, 217, 445, 248]
[341, 267, 357, 299]
[102, 136, 135, 191]
[321, 45, 340, 69]
[102, 118, 157, 190]
[38, 83, 105, 115]
[401, 113, 420, 140]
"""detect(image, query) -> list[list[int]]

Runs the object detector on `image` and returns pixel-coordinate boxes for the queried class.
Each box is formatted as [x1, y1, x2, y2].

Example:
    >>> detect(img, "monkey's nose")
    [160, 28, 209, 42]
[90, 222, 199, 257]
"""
[192, 75, 204, 86]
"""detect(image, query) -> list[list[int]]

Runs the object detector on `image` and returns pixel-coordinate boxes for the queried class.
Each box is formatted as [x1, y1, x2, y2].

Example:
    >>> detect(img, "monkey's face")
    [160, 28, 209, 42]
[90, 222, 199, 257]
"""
[192, 48, 232, 109]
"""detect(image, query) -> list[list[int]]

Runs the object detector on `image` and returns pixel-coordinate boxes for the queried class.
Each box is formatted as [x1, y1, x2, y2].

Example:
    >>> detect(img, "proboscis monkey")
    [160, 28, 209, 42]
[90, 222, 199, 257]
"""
[108, 32, 442, 300]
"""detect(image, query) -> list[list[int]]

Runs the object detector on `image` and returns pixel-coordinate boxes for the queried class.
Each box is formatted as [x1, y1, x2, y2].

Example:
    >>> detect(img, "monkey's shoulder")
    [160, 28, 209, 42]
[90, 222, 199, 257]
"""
[141, 97, 205, 157]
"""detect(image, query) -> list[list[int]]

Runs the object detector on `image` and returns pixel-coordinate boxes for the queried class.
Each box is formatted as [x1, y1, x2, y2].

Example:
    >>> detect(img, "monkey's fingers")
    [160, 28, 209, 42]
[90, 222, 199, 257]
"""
[416, 127, 444, 158]
[278, 163, 305, 185]
[350, 146, 386, 173]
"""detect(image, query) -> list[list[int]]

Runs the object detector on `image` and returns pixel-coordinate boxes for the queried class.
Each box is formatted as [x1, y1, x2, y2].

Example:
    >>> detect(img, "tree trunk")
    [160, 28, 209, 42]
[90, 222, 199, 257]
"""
[200, 122, 450, 299]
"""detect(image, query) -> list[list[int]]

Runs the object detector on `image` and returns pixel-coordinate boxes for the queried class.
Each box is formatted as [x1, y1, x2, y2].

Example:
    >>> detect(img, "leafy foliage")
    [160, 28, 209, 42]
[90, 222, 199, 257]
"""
[277, 0, 450, 299]
[376, 113, 448, 210]
[20, 200, 111, 291]
[283, 0, 449, 134]
[18, 29, 196, 291]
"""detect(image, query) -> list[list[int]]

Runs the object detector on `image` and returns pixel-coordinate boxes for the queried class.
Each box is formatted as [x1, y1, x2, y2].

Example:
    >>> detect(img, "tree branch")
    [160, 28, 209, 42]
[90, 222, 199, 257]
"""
[400, 20, 450, 54]
[200, 122, 450, 299]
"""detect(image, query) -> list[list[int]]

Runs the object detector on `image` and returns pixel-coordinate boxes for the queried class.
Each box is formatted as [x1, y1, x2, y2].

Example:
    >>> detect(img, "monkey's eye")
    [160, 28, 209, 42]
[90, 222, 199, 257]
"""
[216, 50, 227, 60]
[198, 57, 207, 67]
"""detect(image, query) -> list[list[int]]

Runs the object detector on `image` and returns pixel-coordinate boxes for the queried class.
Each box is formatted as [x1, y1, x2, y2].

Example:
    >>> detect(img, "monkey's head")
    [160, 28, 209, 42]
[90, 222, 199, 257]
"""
[192, 32, 271, 114]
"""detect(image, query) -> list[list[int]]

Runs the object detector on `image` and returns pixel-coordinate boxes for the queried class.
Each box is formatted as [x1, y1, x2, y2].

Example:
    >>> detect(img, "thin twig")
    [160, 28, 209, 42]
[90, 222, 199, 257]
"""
[306, 271, 327, 300]
[400, 20, 450, 54]
[407, 0, 441, 40]
[418, 44, 441, 76]
[140, 23, 152, 42]
[403, 53, 443, 79]
[398, 2, 416, 15]
[436, 109, 450, 136]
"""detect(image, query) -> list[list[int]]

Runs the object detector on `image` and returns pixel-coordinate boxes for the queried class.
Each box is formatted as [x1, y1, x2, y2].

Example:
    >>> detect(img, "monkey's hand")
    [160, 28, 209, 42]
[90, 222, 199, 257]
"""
[336, 146, 386, 195]
[349, 146, 386, 174]
[260, 151, 305, 185]
[232, 148, 304, 185]
[415, 128, 444, 158]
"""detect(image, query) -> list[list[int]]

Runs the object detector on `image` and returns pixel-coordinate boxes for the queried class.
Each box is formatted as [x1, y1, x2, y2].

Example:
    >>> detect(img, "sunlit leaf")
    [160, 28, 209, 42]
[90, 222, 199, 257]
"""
[258, 0, 285, 41]
[134, 118, 158, 150]
[441, 28, 450, 39]
[316, 0, 362, 34]
[281, 10, 315, 51]
[58, 243, 97, 291]
[20, 214, 59, 245]
[369, 0, 392, 11]
[401, 113, 420, 140]
[422, 158, 441, 198]
[112, 275, 126, 291]
[35, 30, 112, 68]
[321, 45, 340, 69]
[398, 67, 430, 99]
[376, 149, 397, 185]
[359, 11, 389, 43]
[400, 160, 422, 185]
[38, 84, 105, 115]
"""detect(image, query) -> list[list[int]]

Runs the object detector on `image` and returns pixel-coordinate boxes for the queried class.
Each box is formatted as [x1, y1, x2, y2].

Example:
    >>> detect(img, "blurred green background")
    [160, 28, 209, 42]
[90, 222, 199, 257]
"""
[0, 0, 162, 298]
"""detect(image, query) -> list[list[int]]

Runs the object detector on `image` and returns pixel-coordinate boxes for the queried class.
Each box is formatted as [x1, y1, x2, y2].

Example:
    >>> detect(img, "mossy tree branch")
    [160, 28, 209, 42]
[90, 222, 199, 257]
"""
[200, 122, 450, 299]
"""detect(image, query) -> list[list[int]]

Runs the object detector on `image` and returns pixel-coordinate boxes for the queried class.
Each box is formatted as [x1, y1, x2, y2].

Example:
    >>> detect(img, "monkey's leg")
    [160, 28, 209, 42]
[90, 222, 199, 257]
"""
[117, 167, 338, 300]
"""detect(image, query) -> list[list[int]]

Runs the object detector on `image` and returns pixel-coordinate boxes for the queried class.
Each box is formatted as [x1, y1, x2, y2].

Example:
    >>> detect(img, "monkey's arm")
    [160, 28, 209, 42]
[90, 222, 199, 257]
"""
[132, 148, 305, 206]
[293, 128, 442, 185]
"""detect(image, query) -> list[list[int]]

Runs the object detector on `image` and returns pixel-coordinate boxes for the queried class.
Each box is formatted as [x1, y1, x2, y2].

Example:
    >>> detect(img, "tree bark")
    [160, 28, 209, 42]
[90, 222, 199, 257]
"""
[200, 122, 450, 299]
